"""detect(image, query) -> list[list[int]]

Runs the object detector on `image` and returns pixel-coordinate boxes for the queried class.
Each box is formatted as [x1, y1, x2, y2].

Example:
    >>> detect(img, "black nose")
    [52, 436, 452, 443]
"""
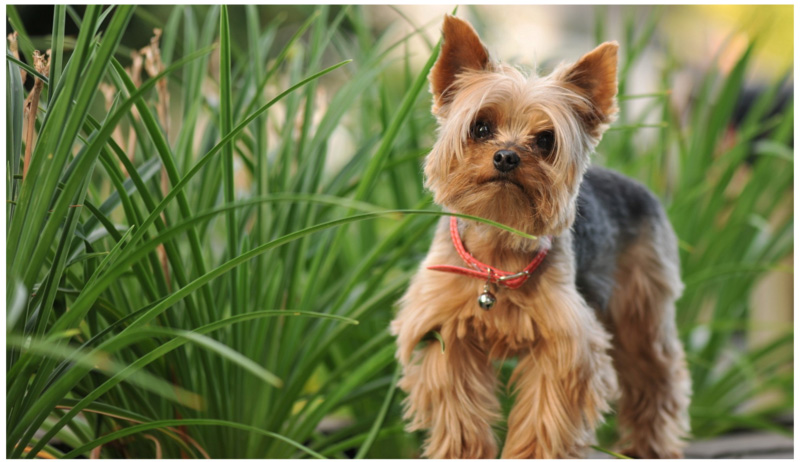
[493, 150, 520, 173]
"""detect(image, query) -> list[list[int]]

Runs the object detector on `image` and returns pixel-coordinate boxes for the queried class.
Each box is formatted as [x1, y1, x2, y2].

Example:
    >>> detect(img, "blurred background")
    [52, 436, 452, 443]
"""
[6, 4, 793, 459]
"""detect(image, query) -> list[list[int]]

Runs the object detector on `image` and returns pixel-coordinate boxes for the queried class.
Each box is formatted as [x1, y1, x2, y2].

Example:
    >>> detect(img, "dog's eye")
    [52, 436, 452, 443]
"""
[535, 130, 555, 153]
[471, 120, 492, 140]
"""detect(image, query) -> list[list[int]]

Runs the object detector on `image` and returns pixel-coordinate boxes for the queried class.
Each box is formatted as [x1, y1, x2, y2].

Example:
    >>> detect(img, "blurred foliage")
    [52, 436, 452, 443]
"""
[690, 5, 793, 72]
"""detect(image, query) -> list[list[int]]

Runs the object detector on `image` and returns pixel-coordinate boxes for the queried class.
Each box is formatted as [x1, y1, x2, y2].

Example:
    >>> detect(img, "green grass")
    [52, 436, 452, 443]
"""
[6, 5, 792, 458]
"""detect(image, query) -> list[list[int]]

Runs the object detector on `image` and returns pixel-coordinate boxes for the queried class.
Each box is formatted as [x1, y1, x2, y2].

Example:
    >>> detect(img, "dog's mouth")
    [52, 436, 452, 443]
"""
[480, 176, 526, 192]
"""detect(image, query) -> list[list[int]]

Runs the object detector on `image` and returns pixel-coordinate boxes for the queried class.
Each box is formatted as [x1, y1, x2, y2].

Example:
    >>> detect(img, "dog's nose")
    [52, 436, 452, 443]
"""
[493, 150, 520, 173]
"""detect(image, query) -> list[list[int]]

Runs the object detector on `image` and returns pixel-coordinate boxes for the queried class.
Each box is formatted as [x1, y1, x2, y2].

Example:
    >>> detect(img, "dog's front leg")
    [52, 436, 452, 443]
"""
[502, 289, 617, 459]
[399, 338, 500, 459]
[393, 309, 500, 459]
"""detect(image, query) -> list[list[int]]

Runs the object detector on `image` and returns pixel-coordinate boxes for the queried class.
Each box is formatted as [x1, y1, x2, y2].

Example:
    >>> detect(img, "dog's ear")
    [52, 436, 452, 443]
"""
[558, 41, 619, 124]
[430, 15, 490, 111]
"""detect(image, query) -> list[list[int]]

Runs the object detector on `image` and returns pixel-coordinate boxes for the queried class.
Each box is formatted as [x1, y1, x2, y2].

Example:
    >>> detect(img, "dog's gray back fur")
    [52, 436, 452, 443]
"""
[571, 166, 666, 313]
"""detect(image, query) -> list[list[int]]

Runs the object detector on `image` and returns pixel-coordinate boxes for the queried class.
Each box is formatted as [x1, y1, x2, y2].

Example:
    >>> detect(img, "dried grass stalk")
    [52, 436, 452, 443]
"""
[22, 50, 50, 179]
[140, 29, 171, 288]
[123, 50, 145, 175]
[7, 32, 26, 83]
[142, 28, 169, 139]
[99, 83, 127, 171]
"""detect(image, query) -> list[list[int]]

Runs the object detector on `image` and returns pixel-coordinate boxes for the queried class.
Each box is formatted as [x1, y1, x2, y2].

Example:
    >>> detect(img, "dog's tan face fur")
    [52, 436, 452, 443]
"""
[424, 16, 618, 241]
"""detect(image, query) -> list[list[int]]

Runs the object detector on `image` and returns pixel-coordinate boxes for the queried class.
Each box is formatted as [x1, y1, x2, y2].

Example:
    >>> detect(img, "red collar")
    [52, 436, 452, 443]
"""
[427, 216, 551, 290]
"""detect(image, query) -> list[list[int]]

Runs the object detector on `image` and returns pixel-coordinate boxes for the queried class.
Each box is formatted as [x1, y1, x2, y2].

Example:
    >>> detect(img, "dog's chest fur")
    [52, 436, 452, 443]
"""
[444, 230, 556, 358]
[453, 285, 545, 358]
[446, 166, 661, 357]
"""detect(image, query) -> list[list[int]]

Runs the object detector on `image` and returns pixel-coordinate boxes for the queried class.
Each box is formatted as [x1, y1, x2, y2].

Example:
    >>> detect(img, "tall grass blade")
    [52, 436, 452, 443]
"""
[48, 5, 66, 101]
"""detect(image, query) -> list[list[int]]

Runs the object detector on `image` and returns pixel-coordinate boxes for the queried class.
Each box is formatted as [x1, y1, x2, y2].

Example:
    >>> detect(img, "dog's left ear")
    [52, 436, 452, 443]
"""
[430, 15, 490, 111]
[558, 41, 619, 124]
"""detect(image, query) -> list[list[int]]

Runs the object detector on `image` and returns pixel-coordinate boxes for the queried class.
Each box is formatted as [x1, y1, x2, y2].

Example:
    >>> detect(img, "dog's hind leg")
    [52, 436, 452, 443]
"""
[607, 219, 692, 458]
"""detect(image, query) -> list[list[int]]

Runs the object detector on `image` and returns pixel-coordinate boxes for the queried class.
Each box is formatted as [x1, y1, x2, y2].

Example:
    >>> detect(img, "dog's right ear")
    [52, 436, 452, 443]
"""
[430, 15, 489, 111]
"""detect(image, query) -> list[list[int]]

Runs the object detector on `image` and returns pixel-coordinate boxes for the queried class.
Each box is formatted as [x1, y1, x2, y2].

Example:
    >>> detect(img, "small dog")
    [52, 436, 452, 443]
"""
[391, 15, 691, 459]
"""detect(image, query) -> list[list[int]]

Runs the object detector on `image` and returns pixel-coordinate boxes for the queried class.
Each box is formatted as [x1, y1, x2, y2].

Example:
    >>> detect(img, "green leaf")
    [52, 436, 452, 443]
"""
[355, 364, 401, 458]
[24, 311, 355, 459]
[171, 329, 282, 387]
[7, 334, 202, 409]
[61, 419, 325, 459]
[48, 5, 66, 101]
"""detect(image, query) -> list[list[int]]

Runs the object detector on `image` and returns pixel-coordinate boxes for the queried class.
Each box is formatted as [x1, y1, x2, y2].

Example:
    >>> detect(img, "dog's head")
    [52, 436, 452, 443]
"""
[424, 15, 618, 237]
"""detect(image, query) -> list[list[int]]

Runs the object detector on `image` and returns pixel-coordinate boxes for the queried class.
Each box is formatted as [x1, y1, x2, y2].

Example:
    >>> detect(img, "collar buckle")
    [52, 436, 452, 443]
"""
[496, 270, 530, 282]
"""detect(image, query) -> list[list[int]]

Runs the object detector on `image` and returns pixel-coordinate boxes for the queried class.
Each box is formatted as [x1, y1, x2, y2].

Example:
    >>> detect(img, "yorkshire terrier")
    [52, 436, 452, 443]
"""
[391, 15, 691, 459]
